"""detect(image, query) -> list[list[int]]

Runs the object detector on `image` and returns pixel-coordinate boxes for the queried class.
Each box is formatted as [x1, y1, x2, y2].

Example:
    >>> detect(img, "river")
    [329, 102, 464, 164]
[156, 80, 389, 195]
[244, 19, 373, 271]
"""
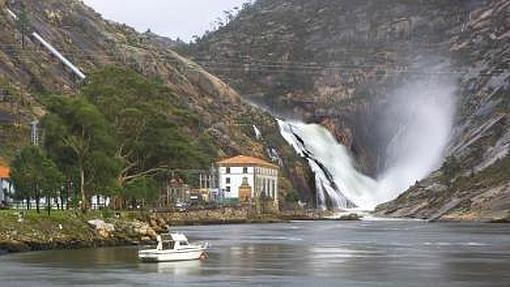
[1, 220, 509, 286]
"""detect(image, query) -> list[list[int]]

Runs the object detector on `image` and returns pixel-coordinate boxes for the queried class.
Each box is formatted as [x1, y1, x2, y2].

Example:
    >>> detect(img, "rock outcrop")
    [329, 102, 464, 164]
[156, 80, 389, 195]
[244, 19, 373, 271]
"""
[87, 219, 115, 239]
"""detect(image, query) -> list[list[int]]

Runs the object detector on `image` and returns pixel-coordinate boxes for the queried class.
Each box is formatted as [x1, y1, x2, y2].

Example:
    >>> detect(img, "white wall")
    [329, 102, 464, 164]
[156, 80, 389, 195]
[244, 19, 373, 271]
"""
[218, 165, 278, 202]
[0, 179, 5, 202]
[219, 166, 254, 199]
[0, 179, 13, 203]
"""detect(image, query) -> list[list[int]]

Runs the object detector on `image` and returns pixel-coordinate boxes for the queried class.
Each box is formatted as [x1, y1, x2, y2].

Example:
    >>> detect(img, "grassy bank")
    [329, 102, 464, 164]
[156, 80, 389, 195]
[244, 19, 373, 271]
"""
[0, 208, 328, 254]
[0, 210, 139, 254]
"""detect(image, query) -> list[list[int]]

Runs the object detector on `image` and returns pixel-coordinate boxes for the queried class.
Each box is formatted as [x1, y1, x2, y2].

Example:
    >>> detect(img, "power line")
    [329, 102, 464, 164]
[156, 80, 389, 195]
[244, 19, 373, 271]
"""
[2, 45, 508, 77]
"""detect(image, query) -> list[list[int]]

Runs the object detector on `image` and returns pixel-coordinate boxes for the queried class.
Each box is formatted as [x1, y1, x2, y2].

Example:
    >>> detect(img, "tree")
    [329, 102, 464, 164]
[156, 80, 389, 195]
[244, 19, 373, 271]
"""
[10, 146, 64, 214]
[16, 6, 30, 49]
[43, 96, 118, 211]
[86, 151, 121, 208]
[10, 148, 36, 210]
[81, 67, 213, 190]
[39, 154, 65, 215]
[124, 178, 159, 209]
[442, 155, 460, 186]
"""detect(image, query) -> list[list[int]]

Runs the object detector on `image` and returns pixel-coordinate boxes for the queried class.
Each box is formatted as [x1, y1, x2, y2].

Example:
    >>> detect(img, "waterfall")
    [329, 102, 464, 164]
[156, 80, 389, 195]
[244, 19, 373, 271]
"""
[253, 125, 263, 140]
[278, 120, 378, 210]
[277, 67, 458, 210]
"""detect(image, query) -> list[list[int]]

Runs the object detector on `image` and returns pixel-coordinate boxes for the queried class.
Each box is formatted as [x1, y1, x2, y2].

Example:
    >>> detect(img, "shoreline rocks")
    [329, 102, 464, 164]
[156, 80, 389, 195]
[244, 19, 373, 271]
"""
[87, 219, 116, 239]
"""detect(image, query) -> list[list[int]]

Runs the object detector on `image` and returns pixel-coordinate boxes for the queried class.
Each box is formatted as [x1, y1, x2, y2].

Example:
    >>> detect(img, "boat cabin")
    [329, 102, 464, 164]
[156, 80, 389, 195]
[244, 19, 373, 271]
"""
[156, 233, 190, 251]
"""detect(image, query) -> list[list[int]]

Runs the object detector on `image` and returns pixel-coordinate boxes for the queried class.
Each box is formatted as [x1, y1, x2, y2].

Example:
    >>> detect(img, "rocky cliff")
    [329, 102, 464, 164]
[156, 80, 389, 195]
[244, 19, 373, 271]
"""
[0, 0, 314, 201]
[185, 0, 509, 220]
[376, 0, 510, 222]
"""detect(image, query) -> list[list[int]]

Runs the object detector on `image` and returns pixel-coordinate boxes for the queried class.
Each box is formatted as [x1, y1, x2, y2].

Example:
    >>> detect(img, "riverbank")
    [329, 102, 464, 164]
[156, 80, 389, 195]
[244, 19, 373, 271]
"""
[0, 210, 141, 254]
[0, 208, 330, 255]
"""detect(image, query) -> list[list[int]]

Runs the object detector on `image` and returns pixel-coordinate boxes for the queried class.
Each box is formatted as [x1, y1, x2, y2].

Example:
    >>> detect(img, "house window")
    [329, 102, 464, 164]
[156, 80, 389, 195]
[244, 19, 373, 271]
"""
[243, 167, 248, 174]
[226, 177, 231, 184]
[226, 167, 231, 174]
[226, 186, 231, 193]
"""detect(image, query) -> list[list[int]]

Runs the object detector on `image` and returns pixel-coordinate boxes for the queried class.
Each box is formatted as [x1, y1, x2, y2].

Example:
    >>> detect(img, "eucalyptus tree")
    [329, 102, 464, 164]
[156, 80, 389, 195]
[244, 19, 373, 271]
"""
[42, 96, 119, 211]
[39, 154, 65, 215]
[81, 67, 213, 192]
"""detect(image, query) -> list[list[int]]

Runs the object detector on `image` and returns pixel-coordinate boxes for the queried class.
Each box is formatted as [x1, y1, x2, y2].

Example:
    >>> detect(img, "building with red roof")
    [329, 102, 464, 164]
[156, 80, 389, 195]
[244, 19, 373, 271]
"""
[217, 155, 279, 206]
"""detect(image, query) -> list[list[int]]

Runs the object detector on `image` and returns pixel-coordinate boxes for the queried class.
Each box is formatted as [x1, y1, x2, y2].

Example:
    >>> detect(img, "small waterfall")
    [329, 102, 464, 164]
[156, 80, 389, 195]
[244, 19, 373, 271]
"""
[253, 125, 263, 140]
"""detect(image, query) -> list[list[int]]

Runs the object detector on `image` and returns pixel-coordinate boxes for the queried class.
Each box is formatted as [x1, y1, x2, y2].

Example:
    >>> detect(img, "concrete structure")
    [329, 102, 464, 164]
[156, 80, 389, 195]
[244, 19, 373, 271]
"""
[217, 155, 279, 205]
[4, 6, 87, 81]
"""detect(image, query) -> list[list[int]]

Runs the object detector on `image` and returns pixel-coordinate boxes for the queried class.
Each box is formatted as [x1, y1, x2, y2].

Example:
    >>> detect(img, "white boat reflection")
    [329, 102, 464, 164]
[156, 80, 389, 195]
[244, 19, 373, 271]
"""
[138, 260, 202, 275]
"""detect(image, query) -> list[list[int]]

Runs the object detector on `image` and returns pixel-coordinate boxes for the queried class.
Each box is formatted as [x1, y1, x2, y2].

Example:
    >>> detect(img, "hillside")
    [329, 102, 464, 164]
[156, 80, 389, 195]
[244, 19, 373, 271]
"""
[185, 0, 510, 221]
[0, 0, 314, 202]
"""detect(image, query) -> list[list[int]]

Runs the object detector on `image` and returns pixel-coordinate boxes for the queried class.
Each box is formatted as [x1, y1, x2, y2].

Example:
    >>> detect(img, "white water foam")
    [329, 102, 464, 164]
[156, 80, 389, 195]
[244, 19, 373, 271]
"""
[279, 120, 379, 209]
[278, 71, 457, 210]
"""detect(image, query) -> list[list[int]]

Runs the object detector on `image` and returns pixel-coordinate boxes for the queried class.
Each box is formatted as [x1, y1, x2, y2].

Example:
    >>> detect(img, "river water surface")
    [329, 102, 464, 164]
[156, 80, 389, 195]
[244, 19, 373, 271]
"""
[1, 220, 509, 286]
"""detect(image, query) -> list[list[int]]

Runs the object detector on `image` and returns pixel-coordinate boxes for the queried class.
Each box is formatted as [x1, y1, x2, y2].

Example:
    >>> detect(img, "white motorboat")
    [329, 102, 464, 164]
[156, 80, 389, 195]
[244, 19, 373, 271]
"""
[138, 233, 208, 263]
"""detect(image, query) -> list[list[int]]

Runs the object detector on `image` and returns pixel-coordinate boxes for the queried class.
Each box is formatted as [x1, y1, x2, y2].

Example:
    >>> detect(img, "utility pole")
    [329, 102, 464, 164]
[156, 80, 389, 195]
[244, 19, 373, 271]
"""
[30, 119, 39, 146]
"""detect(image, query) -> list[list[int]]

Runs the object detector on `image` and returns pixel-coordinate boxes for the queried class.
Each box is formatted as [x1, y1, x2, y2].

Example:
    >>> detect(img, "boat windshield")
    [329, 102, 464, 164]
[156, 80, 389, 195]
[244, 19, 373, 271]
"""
[162, 241, 175, 250]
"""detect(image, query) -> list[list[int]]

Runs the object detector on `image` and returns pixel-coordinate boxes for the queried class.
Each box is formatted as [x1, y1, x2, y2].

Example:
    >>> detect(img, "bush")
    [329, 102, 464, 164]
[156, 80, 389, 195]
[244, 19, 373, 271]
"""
[101, 208, 114, 219]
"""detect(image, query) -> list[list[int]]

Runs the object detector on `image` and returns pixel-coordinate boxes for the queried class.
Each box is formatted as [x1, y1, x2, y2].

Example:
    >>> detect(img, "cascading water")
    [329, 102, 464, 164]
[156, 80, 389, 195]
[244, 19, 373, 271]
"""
[278, 65, 458, 210]
[279, 120, 376, 210]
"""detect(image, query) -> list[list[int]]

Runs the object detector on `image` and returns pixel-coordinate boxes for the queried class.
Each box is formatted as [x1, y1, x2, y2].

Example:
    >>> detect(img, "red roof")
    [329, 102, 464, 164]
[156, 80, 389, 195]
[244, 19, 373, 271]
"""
[217, 155, 278, 169]
[0, 166, 10, 178]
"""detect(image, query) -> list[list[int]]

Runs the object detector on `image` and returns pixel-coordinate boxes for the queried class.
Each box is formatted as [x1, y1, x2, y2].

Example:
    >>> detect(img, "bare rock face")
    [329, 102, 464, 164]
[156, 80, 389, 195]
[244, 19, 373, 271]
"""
[187, 0, 509, 220]
[375, 0, 510, 221]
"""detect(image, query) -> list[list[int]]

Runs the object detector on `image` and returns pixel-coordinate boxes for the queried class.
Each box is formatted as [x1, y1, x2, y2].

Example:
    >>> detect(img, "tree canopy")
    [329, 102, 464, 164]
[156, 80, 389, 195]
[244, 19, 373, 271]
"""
[16, 67, 218, 211]
[81, 67, 215, 187]
[42, 95, 120, 210]
[10, 146, 64, 214]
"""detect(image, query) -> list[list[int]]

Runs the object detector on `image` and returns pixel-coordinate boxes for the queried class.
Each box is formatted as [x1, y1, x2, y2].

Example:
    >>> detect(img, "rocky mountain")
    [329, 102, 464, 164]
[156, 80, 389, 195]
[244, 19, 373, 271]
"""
[185, 0, 510, 221]
[0, 0, 314, 201]
[376, 0, 510, 222]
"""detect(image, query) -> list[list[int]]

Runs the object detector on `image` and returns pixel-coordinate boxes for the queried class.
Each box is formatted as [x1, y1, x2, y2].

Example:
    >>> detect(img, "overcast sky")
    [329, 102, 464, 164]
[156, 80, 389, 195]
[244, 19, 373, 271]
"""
[83, 0, 249, 42]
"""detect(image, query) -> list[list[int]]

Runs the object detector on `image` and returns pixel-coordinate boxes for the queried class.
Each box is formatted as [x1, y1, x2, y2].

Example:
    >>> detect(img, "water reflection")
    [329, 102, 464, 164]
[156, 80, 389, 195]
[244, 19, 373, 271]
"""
[13, 246, 138, 269]
[1, 222, 509, 287]
[139, 260, 203, 275]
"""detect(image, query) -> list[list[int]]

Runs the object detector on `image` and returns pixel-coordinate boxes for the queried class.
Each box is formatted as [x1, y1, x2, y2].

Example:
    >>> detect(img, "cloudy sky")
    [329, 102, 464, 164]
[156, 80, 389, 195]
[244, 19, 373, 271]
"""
[83, 0, 250, 42]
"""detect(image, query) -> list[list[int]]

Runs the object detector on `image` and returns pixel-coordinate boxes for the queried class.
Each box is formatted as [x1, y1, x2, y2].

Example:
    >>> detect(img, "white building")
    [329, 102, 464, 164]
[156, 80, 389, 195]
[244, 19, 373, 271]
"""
[217, 155, 279, 205]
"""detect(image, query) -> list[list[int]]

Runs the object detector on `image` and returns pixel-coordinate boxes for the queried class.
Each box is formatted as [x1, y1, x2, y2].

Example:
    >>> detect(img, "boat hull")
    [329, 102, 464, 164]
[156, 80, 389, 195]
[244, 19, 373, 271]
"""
[139, 249, 206, 263]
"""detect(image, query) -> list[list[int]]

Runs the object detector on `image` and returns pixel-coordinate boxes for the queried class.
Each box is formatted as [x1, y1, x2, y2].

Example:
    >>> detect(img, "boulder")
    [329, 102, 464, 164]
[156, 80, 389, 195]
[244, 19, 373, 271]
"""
[87, 219, 115, 239]
[131, 221, 157, 239]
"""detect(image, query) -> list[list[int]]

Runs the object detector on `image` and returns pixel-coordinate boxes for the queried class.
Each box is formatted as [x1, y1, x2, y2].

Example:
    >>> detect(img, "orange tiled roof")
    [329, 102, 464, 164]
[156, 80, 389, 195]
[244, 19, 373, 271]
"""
[217, 155, 278, 169]
[0, 166, 10, 178]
